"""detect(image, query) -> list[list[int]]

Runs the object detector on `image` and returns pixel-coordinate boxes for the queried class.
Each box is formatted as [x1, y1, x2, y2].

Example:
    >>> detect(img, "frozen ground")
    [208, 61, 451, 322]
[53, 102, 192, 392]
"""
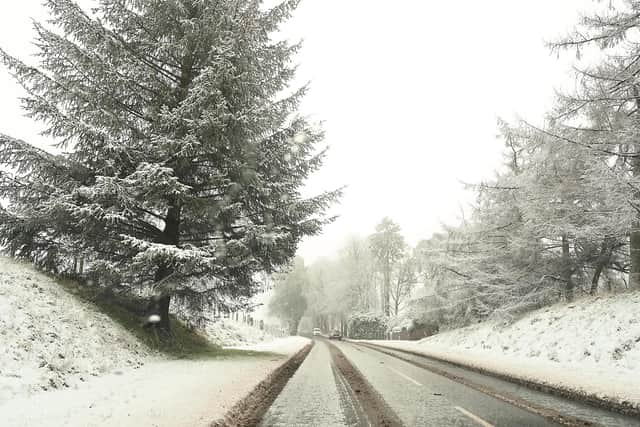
[0, 257, 152, 404]
[365, 291, 640, 410]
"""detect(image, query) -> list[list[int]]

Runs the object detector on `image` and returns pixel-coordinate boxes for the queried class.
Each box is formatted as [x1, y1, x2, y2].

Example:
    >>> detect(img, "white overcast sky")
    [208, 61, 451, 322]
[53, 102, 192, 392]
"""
[0, 1, 597, 261]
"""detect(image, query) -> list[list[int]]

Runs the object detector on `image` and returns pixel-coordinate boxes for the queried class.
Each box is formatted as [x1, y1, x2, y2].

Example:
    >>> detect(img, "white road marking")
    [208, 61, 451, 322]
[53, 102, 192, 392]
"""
[454, 406, 495, 427]
[387, 366, 423, 386]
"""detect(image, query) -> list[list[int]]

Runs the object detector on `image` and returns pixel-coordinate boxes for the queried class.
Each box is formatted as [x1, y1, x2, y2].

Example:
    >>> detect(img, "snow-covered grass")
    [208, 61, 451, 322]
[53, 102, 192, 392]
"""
[0, 256, 309, 426]
[2, 356, 289, 427]
[2, 336, 309, 426]
[0, 257, 152, 404]
[205, 319, 274, 347]
[364, 291, 640, 410]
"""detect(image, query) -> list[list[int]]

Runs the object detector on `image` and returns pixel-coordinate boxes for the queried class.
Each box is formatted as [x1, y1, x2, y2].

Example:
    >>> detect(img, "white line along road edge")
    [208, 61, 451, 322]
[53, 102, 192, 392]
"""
[454, 406, 495, 427]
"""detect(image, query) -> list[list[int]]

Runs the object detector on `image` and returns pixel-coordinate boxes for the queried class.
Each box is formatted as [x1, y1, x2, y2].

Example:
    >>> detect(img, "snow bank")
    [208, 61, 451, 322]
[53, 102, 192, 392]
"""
[364, 291, 640, 411]
[0, 257, 152, 404]
[228, 336, 310, 355]
[0, 256, 310, 426]
[1, 356, 287, 427]
[204, 319, 274, 347]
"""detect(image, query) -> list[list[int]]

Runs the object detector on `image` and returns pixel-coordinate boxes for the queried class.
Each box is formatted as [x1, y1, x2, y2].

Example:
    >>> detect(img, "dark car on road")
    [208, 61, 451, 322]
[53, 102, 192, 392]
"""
[329, 329, 342, 340]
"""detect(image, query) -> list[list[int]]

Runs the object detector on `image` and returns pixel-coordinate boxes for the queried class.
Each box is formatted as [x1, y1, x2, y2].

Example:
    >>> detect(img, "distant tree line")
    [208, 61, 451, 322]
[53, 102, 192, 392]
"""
[269, 217, 420, 335]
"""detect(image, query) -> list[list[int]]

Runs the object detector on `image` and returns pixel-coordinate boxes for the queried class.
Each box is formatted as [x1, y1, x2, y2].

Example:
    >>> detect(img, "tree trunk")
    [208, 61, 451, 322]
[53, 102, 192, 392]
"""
[383, 261, 390, 316]
[289, 317, 300, 335]
[153, 263, 173, 338]
[631, 97, 640, 289]
[562, 234, 574, 301]
[590, 263, 605, 296]
[590, 238, 613, 295]
[631, 153, 640, 289]
[630, 218, 640, 289]
[157, 294, 171, 337]
[151, 204, 182, 338]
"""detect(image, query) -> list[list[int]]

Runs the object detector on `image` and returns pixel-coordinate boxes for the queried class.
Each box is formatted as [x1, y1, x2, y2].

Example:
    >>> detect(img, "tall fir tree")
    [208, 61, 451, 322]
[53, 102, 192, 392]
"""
[0, 0, 338, 335]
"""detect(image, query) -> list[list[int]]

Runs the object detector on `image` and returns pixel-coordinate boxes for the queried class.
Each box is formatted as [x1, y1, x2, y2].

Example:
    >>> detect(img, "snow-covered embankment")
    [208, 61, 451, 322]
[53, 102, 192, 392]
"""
[0, 257, 151, 403]
[0, 256, 309, 426]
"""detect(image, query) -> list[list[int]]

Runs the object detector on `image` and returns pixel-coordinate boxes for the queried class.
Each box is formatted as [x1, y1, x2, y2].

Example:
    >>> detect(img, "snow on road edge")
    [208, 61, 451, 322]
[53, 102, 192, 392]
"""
[227, 335, 310, 355]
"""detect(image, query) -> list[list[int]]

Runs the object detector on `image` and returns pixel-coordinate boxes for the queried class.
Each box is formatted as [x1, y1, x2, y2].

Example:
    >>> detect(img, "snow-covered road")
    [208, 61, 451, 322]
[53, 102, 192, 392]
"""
[260, 340, 355, 426]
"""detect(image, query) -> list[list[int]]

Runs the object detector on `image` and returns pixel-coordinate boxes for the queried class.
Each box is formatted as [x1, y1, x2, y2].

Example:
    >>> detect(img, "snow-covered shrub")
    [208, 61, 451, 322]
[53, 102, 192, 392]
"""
[347, 313, 388, 339]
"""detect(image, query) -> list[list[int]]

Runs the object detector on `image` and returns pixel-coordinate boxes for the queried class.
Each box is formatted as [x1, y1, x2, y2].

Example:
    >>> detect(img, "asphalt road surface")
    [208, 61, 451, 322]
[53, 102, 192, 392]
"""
[260, 338, 640, 427]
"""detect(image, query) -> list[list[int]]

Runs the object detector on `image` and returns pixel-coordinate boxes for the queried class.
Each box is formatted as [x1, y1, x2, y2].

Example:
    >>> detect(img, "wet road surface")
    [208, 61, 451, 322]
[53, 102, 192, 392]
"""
[259, 339, 639, 426]
[333, 341, 554, 427]
[361, 343, 640, 427]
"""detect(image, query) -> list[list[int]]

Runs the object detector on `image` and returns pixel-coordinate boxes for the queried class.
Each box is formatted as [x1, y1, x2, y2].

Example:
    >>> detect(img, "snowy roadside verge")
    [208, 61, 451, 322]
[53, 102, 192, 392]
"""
[204, 318, 275, 347]
[359, 292, 640, 416]
[2, 337, 310, 427]
[0, 253, 312, 426]
[226, 335, 310, 354]
[0, 256, 152, 404]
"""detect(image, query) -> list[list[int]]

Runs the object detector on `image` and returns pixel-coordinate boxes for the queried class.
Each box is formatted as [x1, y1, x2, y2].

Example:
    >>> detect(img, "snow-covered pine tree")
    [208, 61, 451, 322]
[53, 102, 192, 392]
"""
[0, 0, 339, 335]
[549, 1, 640, 289]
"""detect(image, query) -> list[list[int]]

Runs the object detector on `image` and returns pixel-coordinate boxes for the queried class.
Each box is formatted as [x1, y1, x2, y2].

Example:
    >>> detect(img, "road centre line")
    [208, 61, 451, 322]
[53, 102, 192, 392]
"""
[387, 366, 423, 386]
[454, 406, 495, 427]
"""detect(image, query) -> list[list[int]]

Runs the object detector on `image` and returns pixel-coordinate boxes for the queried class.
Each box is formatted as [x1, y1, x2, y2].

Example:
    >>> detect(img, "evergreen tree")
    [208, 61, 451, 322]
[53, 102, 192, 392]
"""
[0, 0, 338, 335]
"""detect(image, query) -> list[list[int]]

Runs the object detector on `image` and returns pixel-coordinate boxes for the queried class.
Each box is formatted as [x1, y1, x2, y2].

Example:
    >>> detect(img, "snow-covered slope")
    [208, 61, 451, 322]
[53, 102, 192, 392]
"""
[0, 257, 152, 403]
[204, 319, 274, 347]
[423, 292, 640, 369]
[366, 291, 640, 410]
[0, 256, 283, 404]
[0, 256, 307, 426]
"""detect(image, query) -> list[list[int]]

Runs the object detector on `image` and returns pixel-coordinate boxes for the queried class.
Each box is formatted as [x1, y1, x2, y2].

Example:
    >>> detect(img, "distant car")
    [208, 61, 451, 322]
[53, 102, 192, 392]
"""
[313, 328, 321, 336]
[329, 329, 342, 340]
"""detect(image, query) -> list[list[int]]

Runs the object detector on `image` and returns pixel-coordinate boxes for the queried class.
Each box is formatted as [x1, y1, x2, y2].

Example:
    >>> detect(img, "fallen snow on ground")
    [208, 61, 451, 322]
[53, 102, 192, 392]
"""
[229, 336, 310, 355]
[0, 257, 152, 404]
[205, 318, 273, 347]
[1, 356, 287, 427]
[365, 291, 640, 409]
[0, 256, 309, 426]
